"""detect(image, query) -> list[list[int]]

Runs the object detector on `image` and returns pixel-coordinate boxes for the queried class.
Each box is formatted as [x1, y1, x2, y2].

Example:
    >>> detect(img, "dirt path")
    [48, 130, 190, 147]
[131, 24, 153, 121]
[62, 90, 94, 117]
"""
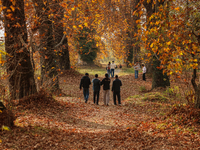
[1, 71, 199, 149]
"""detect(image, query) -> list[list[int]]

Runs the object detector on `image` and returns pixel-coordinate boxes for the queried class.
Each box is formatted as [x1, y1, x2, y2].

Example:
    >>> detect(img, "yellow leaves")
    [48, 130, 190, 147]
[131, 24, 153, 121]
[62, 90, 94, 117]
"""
[150, 43, 154, 48]
[10, 5, 15, 12]
[2, 125, 11, 131]
[73, 25, 77, 29]
[166, 41, 171, 46]
[194, 59, 197, 62]
[78, 25, 83, 28]
[84, 23, 88, 27]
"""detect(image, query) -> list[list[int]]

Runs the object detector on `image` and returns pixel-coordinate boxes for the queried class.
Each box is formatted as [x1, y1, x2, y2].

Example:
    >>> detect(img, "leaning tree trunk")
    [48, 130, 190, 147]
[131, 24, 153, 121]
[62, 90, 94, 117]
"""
[3, 0, 37, 99]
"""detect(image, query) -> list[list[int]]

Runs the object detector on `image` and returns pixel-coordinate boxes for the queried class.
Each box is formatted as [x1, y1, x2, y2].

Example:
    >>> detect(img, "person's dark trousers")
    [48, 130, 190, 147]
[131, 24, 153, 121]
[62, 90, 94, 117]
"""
[143, 73, 146, 81]
[111, 69, 115, 77]
[113, 91, 121, 105]
[135, 70, 138, 79]
[93, 90, 99, 105]
[83, 88, 89, 103]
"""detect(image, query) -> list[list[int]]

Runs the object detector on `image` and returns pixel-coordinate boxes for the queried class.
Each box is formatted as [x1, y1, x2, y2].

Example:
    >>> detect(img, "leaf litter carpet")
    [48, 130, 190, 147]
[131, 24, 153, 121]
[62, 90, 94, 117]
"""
[1, 70, 200, 149]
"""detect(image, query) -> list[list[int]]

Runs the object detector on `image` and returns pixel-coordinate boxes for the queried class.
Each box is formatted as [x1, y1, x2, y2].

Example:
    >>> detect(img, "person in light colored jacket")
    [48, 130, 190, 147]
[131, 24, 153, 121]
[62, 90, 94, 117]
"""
[134, 61, 140, 79]
[110, 61, 116, 78]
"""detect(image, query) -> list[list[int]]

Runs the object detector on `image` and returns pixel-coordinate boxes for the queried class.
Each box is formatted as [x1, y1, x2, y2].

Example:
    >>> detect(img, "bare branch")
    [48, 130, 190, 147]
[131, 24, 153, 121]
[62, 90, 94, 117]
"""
[54, 34, 66, 49]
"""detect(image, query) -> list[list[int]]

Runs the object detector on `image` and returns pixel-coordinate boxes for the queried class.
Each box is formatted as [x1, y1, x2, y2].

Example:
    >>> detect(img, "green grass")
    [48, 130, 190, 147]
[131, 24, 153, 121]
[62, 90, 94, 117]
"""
[78, 67, 106, 77]
[77, 66, 136, 77]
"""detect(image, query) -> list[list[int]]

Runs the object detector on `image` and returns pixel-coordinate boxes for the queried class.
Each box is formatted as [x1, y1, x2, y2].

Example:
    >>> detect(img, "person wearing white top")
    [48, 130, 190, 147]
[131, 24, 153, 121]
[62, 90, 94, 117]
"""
[142, 64, 146, 81]
[134, 62, 140, 79]
[110, 61, 116, 78]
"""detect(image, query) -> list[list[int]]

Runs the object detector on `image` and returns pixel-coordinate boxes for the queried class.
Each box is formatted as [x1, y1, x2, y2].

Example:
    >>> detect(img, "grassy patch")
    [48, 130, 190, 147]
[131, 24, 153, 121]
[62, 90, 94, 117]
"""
[78, 67, 106, 77]
[142, 92, 169, 102]
[139, 86, 147, 92]
[120, 67, 134, 75]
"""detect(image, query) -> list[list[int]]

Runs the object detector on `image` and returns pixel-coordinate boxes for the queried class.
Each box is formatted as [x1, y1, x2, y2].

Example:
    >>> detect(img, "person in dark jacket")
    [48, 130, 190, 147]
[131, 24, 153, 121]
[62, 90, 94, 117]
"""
[101, 73, 111, 106]
[92, 74, 101, 105]
[112, 75, 122, 105]
[80, 73, 91, 103]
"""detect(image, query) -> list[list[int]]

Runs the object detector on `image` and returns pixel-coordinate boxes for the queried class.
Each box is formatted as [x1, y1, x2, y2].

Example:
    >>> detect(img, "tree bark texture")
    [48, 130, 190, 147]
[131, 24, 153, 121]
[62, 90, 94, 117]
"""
[143, 0, 170, 89]
[53, 1, 70, 70]
[3, 0, 37, 99]
[33, 0, 59, 91]
[152, 56, 170, 89]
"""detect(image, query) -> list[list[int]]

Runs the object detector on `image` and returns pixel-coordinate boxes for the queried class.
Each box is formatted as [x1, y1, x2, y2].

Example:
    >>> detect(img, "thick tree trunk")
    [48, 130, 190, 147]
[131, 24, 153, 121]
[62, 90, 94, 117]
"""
[53, 1, 70, 70]
[133, 0, 140, 63]
[191, 69, 200, 108]
[143, 0, 170, 88]
[152, 56, 170, 89]
[33, 0, 59, 92]
[3, 0, 37, 99]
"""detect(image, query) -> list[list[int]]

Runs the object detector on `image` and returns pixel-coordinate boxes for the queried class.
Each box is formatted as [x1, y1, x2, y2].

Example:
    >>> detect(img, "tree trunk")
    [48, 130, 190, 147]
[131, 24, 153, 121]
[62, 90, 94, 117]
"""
[191, 68, 200, 108]
[3, 0, 37, 99]
[53, 1, 70, 70]
[132, 0, 141, 63]
[143, 0, 170, 89]
[152, 56, 170, 89]
[33, 0, 59, 92]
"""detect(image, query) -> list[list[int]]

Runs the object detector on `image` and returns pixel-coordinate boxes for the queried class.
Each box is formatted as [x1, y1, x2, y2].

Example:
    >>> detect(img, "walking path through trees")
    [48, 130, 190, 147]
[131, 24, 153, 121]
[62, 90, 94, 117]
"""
[1, 69, 200, 149]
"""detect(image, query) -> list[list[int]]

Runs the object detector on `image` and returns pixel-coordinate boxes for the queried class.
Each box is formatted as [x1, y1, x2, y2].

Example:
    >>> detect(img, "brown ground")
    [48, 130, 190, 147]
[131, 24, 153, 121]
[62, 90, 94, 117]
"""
[0, 70, 200, 149]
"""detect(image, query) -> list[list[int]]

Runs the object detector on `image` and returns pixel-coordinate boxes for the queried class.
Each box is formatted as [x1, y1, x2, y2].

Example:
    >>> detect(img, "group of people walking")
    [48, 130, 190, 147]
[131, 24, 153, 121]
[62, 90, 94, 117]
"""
[80, 73, 122, 106]
[79, 61, 146, 106]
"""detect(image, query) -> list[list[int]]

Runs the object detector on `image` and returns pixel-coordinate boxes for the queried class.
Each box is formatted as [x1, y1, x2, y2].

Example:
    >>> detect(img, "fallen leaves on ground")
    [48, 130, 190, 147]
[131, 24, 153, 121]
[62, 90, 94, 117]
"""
[1, 69, 200, 149]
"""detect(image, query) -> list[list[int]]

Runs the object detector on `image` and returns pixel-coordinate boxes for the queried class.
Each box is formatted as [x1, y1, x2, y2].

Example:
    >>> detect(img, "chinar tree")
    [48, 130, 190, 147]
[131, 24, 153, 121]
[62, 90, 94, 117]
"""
[75, 27, 99, 64]
[2, 0, 37, 99]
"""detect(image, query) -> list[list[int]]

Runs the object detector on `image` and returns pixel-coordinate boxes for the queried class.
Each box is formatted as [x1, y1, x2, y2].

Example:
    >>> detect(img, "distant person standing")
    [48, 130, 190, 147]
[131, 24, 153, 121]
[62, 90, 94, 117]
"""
[92, 74, 101, 105]
[112, 75, 122, 105]
[142, 64, 146, 81]
[106, 62, 111, 77]
[80, 73, 91, 103]
[134, 61, 140, 79]
[101, 73, 111, 106]
[110, 61, 116, 78]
